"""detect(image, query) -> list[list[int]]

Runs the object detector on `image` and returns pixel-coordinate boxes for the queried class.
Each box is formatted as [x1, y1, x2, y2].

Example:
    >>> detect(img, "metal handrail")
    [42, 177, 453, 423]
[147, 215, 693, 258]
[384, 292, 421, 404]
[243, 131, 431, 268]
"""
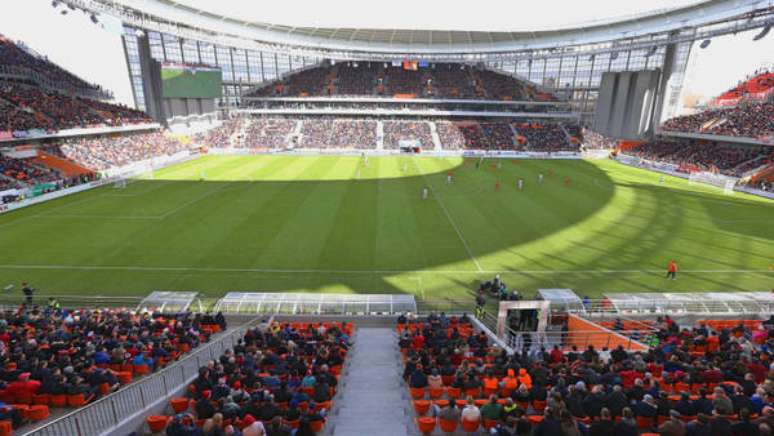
[24, 317, 266, 436]
[0, 294, 144, 310]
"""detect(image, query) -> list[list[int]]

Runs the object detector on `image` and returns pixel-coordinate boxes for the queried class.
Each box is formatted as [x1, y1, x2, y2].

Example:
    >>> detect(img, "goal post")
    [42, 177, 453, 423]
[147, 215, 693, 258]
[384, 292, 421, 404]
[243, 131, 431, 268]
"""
[113, 178, 128, 189]
[688, 171, 737, 195]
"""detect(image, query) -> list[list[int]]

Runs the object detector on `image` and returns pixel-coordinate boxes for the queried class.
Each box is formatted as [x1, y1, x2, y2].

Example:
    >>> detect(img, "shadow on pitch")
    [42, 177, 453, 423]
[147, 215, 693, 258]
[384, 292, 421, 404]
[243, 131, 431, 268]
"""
[0, 158, 621, 296]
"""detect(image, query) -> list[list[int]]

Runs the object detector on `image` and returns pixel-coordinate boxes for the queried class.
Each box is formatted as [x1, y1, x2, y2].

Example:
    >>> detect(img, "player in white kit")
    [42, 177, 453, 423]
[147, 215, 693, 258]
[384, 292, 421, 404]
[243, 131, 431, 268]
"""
[422, 188, 428, 200]
[538, 173, 544, 184]
[517, 178, 524, 191]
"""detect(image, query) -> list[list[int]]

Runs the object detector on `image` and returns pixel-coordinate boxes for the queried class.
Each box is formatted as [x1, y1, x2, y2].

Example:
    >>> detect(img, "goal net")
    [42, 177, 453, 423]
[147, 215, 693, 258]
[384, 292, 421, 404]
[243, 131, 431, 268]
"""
[688, 171, 736, 195]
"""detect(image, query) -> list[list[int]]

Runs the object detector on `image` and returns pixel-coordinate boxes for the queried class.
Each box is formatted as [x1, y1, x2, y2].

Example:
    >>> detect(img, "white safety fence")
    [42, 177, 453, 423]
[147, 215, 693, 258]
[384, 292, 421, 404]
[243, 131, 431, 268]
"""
[24, 317, 266, 436]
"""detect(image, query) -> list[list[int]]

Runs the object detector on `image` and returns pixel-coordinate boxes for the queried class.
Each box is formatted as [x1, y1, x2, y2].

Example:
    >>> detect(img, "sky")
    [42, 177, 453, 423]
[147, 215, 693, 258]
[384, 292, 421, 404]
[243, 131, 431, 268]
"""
[0, 0, 772, 110]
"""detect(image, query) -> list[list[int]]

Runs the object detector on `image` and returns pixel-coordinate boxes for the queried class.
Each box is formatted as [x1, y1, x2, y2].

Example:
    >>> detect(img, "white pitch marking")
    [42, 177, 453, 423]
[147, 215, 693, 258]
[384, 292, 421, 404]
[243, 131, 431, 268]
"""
[413, 157, 483, 272]
[0, 264, 769, 276]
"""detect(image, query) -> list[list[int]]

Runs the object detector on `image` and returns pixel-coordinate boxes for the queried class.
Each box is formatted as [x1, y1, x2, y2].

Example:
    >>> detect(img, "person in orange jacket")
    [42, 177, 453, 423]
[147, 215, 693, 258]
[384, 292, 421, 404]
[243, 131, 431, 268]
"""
[517, 368, 532, 390]
[483, 373, 500, 396]
[501, 368, 519, 394]
[666, 260, 678, 280]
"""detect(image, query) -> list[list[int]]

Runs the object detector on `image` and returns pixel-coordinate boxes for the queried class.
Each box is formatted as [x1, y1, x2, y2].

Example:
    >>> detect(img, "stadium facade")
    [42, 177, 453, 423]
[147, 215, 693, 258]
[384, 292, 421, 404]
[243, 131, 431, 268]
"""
[58, 0, 774, 124]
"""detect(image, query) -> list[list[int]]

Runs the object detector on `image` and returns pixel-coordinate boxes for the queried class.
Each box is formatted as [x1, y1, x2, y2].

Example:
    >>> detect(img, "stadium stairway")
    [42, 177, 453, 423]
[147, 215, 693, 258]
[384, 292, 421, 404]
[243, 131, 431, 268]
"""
[429, 121, 443, 151]
[376, 120, 385, 150]
[325, 327, 414, 436]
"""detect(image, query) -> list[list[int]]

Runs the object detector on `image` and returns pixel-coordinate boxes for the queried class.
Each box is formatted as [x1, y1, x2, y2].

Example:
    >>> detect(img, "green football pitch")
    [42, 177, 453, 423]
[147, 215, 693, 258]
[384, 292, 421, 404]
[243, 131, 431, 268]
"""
[0, 155, 771, 303]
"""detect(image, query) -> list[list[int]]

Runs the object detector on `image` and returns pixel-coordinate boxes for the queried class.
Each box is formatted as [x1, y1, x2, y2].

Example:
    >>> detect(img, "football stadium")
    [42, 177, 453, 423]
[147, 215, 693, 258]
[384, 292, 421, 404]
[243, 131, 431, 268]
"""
[0, 0, 773, 435]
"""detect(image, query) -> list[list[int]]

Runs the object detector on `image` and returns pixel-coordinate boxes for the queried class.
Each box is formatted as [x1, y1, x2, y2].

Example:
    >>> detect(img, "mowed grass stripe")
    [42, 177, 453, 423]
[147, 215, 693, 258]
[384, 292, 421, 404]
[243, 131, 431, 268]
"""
[0, 156, 771, 298]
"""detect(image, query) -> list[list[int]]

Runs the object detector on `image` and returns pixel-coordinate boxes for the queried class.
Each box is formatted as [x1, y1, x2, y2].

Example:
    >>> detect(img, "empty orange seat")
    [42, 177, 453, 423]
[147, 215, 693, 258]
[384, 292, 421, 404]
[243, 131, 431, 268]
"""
[414, 400, 431, 415]
[0, 420, 11, 436]
[462, 419, 480, 432]
[99, 382, 111, 396]
[434, 399, 449, 408]
[67, 393, 87, 407]
[410, 387, 426, 399]
[309, 419, 325, 432]
[28, 405, 49, 421]
[446, 387, 461, 399]
[50, 394, 66, 407]
[170, 397, 189, 413]
[118, 372, 133, 385]
[147, 415, 169, 433]
[429, 388, 444, 399]
[134, 364, 151, 376]
[533, 400, 547, 411]
[417, 417, 436, 435]
[284, 419, 300, 429]
[636, 416, 655, 429]
[15, 392, 32, 405]
[439, 418, 458, 433]
[32, 394, 49, 405]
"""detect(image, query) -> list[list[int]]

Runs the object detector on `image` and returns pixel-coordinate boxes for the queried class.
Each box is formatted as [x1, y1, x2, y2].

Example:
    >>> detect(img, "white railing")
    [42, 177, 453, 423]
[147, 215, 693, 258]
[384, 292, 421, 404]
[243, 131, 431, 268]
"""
[24, 317, 265, 436]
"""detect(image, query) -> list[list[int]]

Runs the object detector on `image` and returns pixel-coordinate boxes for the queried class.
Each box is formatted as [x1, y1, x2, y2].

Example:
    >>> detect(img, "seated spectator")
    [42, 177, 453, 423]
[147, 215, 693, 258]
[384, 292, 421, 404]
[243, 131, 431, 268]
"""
[658, 409, 687, 436]
[461, 396, 481, 423]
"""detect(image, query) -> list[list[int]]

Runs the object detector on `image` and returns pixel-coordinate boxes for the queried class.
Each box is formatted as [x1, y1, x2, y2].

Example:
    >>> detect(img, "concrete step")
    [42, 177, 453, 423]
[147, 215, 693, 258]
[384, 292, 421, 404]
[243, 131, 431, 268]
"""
[325, 327, 414, 436]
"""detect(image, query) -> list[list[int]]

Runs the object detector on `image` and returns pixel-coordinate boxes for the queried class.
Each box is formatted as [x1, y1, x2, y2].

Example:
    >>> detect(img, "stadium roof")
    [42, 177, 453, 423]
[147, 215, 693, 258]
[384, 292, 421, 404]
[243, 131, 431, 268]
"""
[67, 0, 773, 58]
[176, 0, 705, 33]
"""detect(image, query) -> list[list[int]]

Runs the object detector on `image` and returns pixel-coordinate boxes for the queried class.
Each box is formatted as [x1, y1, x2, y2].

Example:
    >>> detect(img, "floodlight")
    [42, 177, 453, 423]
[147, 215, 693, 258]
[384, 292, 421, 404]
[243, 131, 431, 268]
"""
[699, 39, 711, 48]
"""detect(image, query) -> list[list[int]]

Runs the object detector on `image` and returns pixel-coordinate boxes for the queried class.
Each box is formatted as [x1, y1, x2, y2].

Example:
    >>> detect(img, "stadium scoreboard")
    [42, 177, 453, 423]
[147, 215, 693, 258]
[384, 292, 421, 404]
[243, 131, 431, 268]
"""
[161, 65, 223, 99]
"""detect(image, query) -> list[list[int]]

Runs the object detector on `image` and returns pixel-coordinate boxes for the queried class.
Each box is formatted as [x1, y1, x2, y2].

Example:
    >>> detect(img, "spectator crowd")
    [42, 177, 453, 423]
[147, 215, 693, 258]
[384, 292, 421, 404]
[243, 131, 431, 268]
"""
[384, 121, 434, 149]
[0, 82, 152, 134]
[0, 35, 102, 94]
[59, 131, 188, 171]
[299, 118, 377, 149]
[247, 62, 556, 102]
[661, 102, 774, 139]
[402, 313, 774, 436]
[0, 303, 223, 431]
[160, 320, 352, 436]
[629, 140, 771, 177]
